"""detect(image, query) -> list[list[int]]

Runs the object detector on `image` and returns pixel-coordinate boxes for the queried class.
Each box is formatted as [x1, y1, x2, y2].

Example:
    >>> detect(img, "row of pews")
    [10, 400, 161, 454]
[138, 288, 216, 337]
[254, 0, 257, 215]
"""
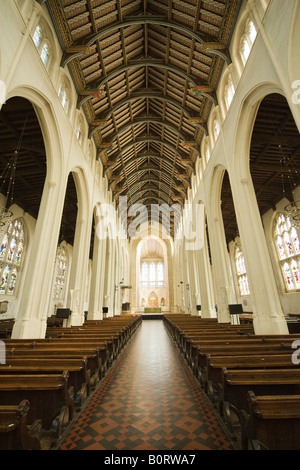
[163, 314, 300, 450]
[0, 315, 142, 450]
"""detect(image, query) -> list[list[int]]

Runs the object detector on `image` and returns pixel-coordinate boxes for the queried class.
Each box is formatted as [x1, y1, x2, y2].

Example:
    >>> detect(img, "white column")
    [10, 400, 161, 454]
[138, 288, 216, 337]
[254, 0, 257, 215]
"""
[206, 208, 235, 323]
[187, 250, 198, 315]
[231, 176, 289, 334]
[12, 179, 64, 338]
[196, 230, 216, 318]
[67, 206, 93, 326]
[88, 223, 106, 320]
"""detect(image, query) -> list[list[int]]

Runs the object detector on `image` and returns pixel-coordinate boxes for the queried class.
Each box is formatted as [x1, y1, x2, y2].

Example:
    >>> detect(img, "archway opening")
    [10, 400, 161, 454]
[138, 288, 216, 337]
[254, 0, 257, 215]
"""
[0, 96, 47, 219]
[136, 235, 169, 312]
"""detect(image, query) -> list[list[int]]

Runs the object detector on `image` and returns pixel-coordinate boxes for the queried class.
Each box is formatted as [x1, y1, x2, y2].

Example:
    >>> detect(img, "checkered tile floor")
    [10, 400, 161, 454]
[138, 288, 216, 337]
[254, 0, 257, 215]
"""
[58, 320, 234, 450]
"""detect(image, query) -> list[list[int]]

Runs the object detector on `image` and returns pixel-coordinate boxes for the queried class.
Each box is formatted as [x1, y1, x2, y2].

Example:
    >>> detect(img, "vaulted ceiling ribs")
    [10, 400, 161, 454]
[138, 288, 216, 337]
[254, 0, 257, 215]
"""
[47, 0, 241, 235]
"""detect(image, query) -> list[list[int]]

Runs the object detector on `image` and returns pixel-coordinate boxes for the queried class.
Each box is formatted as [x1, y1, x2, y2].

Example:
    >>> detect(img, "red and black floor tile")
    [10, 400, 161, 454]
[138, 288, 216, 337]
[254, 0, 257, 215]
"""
[58, 320, 234, 451]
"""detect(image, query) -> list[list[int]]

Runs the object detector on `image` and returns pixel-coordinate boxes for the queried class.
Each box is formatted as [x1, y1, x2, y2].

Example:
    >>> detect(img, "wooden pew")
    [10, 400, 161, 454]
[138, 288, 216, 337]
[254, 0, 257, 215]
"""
[219, 368, 300, 438]
[241, 391, 300, 450]
[191, 337, 298, 373]
[5, 337, 112, 361]
[204, 353, 299, 400]
[193, 342, 291, 380]
[6, 347, 103, 383]
[0, 371, 74, 438]
[0, 320, 14, 339]
[0, 399, 42, 450]
[0, 356, 90, 406]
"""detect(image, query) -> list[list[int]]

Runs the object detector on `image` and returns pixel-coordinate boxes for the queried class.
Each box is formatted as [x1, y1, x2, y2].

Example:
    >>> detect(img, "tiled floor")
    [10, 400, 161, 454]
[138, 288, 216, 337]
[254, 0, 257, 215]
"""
[58, 320, 234, 451]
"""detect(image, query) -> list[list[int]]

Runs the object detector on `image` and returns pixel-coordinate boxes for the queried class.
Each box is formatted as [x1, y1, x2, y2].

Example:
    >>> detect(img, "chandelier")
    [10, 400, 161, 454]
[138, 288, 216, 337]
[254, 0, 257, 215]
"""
[0, 116, 27, 230]
[0, 150, 18, 230]
[284, 200, 300, 229]
[279, 145, 300, 229]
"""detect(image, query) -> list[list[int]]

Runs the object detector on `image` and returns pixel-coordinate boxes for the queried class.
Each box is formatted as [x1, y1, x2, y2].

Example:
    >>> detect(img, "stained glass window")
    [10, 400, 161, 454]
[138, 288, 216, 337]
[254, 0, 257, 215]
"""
[274, 213, 300, 291]
[33, 25, 51, 67]
[0, 234, 8, 260]
[40, 42, 49, 65]
[0, 219, 25, 296]
[53, 245, 68, 300]
[0, 265, 10, 295]
[235, 245, 250, 296]
[8, 269, 17, 295]
[33, 25, 42, 47]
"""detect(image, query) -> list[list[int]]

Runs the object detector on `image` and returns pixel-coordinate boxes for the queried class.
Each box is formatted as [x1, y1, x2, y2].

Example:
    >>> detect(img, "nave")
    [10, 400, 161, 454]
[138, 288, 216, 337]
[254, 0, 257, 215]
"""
[57, 320, 234, 451]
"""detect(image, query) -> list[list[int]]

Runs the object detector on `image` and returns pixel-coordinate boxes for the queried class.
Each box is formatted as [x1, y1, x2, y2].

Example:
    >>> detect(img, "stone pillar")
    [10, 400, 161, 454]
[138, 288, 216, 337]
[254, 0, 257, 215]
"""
[12, 179, 64, 338]
[196, 230, 216, 318]
[186, 250, 198, 315]
[67, 195, 93, 326]
[88, 218, 107, 320]
[231, 176, 289, 334]
[206, 207, 235, 324]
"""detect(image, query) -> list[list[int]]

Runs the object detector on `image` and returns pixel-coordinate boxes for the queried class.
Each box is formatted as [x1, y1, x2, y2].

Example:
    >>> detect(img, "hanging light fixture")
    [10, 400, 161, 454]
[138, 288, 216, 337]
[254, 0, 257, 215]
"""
[0, 115, 27, 230]
[277, 142, 300, 228]
[284, 200, 300, 228]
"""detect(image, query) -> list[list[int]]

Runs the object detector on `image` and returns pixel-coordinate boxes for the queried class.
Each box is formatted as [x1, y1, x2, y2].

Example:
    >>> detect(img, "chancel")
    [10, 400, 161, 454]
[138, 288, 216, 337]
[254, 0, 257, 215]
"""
[0, 0, 300, 452]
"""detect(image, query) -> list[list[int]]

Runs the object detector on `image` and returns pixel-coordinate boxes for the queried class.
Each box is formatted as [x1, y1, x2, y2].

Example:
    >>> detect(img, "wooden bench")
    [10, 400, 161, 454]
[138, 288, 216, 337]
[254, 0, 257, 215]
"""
[204, 353, 299, 400]
[0, 356, 90, 406]
[4, 337, 113, 365]
[219, 368, 300, 438]
[193, 342, 291, 379]
[0, 371, 74, 438]
[0, 399, 42, 450]
[7, 347, 103, 383]
[0, 320, 14, 339]
[241, 391, 300, 450]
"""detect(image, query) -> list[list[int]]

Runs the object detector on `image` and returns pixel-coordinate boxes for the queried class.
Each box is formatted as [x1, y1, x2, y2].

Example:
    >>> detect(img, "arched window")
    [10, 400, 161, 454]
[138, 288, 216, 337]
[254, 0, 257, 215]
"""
[240, 19, 257, 65]
[224, 74, 235, 110]
[274, 213, 300, 290]
[203, 139, 210, 164]
[213, 118, 220, 140]
[149, 262, 156, 286]
[53, 244, 68, 300]
[32, 25, 51, 67]
[141, 262, 148, 286]
[0, 219, 25, 296]
[33, 25, 42, 48]
[40, 41, 50, 65]
[58, 82, 69, 113]
[235, 245, 250, 296]
[76, 123, 82, 143]
[157, 262, 164, 286]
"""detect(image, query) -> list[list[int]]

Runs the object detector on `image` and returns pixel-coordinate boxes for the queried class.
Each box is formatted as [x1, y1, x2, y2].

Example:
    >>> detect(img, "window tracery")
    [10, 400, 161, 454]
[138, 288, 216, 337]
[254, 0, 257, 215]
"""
[224, 74, 235, 109]
[274, 213, 300, 290]
[32, 25, 51, 67]
[140, 261, 164, 287]
[240, 19, 257, 65]
[0, 219, 25, 296]
[53, 244, 68, 300]
[235, 245, 250, 296]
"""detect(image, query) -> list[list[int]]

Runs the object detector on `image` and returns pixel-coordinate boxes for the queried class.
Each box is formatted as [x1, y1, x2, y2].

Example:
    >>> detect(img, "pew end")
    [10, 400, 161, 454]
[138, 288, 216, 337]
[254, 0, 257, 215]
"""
[241, 391, 300, 450]
[0, 399, 42, 450]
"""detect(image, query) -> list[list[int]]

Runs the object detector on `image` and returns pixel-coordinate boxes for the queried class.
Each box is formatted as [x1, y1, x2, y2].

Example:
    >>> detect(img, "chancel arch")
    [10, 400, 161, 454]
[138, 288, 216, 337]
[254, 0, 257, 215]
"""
[132, 230, 174, 313]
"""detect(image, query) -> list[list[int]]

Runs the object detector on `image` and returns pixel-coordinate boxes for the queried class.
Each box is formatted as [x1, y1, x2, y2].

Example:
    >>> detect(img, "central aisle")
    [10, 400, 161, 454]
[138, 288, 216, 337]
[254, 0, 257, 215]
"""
[58, 320, 234, 450]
